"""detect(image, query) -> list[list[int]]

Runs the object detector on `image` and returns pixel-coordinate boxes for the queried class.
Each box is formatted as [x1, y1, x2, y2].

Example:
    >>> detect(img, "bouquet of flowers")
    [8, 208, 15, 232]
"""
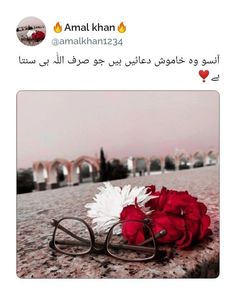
[85, 183, 212, 249]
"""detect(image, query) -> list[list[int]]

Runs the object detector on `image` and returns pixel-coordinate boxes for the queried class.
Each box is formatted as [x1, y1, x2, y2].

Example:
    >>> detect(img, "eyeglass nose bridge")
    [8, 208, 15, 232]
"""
[93, 244, 106, 254]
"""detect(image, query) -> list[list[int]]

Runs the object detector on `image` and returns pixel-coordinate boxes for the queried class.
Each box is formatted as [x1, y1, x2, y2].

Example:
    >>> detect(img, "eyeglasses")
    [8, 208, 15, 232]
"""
[49, 217, 166, 262]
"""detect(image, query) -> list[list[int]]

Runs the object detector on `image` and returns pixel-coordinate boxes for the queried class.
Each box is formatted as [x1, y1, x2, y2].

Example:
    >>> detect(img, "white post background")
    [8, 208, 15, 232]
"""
[0, 0, 235, 294]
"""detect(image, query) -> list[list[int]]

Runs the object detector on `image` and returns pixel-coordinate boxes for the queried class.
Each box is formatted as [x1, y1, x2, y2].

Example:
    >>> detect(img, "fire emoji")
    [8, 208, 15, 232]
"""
[54, 22, 62, 33]
[117, 22, 126, 33]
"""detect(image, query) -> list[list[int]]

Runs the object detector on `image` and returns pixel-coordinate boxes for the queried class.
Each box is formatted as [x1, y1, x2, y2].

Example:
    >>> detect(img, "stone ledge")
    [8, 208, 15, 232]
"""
[17, 166, 219, 278]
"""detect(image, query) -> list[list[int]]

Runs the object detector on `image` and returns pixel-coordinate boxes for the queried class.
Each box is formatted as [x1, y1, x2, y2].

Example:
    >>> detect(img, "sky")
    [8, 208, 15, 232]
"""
[17, 91, 219, 168]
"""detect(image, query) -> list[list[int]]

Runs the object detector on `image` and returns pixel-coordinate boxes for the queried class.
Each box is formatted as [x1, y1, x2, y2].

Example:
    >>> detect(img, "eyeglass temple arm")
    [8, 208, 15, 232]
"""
[53, 229, 166, 248]
[138, 229, 167, 246]
[110, 229, 167, 252]
[51, 220, 105, 248]
[53, 239, 156, 253]
[51, 220, 91, 245]
[109, 243, 157, 253]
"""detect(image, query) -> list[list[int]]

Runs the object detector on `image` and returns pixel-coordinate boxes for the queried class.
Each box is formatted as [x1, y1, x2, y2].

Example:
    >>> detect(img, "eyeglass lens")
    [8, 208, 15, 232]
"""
[54, 218, 92, 255]
[107, 220, 156, 261]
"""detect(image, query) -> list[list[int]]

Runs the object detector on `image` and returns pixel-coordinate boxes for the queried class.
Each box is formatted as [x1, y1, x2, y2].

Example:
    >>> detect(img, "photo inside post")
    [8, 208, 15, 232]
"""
[16, 90, 219, 278]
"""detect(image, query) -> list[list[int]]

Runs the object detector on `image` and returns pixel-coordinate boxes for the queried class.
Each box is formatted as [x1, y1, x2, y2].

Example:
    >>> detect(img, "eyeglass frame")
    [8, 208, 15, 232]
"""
[49, 216, 166, 262]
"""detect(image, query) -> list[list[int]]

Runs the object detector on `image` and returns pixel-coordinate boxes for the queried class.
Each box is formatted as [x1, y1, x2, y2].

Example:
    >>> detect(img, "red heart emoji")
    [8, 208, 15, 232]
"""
[199, 70, 209, 80]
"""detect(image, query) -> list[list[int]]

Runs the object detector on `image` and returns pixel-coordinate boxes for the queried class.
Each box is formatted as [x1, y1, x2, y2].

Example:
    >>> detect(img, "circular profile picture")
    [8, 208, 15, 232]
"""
[16, 16, 46, 46]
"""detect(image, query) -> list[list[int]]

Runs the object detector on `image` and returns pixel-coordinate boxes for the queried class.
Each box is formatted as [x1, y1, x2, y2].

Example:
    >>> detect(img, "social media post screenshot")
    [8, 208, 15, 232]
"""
[16, 4, 221, 282]
[2, 0, 235, 294]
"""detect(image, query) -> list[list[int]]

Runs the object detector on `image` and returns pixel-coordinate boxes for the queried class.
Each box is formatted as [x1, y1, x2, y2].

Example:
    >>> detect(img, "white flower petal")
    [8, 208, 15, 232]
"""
[85, 182, 151, 233]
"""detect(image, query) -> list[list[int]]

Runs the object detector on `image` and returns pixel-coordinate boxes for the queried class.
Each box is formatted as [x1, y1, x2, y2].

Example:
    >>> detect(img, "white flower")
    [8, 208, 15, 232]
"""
[85, 182, 151, 233]
[26, 30, 36, 38]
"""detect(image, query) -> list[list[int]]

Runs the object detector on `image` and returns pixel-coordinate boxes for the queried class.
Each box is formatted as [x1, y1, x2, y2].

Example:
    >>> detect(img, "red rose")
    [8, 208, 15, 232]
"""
[148, 187, 212, 248]
[145, 185, 161, 209]
[157, 187, 198, 217]
[32, 31, 45, 41]
[145, 185, 158, 195]
[121, 186, 212, 249]
[151, 211, 185, 244]
[120, 205, 147, 244]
